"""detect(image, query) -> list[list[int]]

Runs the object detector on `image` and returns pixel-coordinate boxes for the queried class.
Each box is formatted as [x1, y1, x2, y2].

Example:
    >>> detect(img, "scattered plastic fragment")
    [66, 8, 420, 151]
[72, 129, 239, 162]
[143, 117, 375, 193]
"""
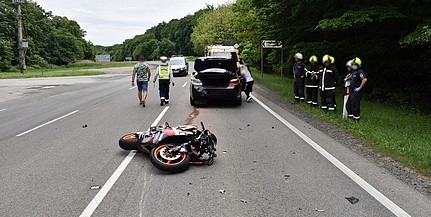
[284, 174, 290, 180]
[90, 185, 100, 190]
[82, 124, 88, 128]
[315, 208, 325, 212]
[219, 190, 226, 194]
[222, 151, 227, 154]
[240, 199, 247, 203]
[345, 196, 359, 204]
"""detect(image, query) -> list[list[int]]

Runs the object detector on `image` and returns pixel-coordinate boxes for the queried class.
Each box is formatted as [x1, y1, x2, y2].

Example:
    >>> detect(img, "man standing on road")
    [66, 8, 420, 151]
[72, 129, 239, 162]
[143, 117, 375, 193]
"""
[132, 55, 151, 107]
[153, 56, 174, 106]
[305, 55, 320, 107]
[293, 53, 306, 103]
[346, 57, 367, 121]
[319, 55, 338, 111]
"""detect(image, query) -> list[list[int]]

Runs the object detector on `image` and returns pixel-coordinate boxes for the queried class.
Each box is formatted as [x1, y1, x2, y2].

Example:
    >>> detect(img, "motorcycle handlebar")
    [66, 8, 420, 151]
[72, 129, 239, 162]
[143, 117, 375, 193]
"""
[200, 122, 205, 130]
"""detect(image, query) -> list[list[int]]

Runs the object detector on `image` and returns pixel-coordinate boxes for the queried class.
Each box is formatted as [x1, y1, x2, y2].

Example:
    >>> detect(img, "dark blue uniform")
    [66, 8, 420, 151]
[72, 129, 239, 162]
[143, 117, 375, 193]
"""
[319, 65, 338, 110]
[346, 69, 366, 120]
[293, 62, 306, 101]
[305, 64, 320, 106]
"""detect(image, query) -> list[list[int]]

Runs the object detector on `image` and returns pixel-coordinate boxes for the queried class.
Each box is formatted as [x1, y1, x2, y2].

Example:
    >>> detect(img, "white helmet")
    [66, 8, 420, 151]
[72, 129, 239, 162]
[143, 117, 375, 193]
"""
[294, 53, 303, 60]
[160, 56, 168, 62]
[346, 60, 353, 67]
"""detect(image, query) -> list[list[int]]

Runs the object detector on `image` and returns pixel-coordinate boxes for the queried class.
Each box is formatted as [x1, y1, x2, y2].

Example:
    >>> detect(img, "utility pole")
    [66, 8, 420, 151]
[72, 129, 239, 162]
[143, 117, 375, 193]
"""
[12, 0, 27, 74]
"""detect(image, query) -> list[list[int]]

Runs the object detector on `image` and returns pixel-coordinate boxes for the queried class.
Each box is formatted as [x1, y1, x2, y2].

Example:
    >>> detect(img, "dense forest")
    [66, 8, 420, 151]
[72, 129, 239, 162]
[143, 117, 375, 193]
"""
[0, 1, 94, 71]
[98, 8, 211, 61]
[190, 0, 431, 112]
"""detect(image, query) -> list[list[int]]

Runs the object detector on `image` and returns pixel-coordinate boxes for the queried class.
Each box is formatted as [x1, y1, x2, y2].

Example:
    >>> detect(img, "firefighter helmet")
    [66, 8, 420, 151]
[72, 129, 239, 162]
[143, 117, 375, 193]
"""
[352, 57, 362, 67]
[294, 53, 303, 60]
[309, 55, 318, 63]
[322, 55, 335, 64]
[346, 60, 353, 67]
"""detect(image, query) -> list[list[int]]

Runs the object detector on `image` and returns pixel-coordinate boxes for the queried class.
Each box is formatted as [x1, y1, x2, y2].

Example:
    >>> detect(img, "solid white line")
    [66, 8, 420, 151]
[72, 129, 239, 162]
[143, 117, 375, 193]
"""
[251, 95, 411, 217]
[80, 106, 170, 217]
[181, 82, 188, 88]
[129, 86, 137, 90]
[0, 109, 6, 112]
[16, 110, 79, 137]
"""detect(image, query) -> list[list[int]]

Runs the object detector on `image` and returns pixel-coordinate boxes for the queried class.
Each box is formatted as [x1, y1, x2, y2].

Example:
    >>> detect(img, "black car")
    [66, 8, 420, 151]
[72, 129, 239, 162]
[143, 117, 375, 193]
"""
[190, 57, 242, 106]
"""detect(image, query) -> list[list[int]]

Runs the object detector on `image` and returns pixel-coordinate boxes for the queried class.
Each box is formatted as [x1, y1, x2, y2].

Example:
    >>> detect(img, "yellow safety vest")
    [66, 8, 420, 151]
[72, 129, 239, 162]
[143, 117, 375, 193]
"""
[159, 65, 170, 80]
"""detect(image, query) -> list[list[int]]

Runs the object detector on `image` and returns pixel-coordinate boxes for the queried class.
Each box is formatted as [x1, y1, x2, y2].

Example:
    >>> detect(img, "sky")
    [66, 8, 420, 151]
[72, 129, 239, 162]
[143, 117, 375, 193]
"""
[34, 0, 231, 46]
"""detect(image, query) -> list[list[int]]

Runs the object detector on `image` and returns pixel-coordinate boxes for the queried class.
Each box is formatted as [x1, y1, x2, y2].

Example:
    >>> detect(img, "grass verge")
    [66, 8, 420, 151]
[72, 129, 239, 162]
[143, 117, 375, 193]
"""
[254, 72, 431, 176]
[0, 61, 135, 79]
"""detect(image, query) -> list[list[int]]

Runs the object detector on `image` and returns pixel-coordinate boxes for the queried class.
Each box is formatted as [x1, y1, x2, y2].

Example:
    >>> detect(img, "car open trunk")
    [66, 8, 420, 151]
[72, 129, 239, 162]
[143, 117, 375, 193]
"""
[194, 57, 237, 73]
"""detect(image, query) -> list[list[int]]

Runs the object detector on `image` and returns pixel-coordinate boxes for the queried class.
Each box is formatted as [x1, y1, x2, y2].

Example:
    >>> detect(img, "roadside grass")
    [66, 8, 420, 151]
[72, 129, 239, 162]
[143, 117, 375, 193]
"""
[0, 69, 103, 79]
[254, 72, 431, 176]
[0, 61, 135, 79]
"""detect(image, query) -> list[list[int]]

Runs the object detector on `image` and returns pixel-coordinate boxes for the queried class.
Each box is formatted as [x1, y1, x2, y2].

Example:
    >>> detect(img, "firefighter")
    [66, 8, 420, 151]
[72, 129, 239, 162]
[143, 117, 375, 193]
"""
[153, 56, 174, 106]
[319, 55, 338, 111]
[346, 57, 367, 121]
[305, 55, 320, 106]
[293, 53, 306, 103]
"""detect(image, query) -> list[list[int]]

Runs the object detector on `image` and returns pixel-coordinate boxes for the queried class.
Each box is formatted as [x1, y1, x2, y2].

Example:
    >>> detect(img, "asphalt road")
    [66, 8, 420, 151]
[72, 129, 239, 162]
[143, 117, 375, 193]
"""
[0, 62, 430, 217]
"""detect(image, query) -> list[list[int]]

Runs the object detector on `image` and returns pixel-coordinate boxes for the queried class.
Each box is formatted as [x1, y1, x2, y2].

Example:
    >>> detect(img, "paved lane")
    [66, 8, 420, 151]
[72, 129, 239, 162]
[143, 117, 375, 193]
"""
[0, 63, 430, 216]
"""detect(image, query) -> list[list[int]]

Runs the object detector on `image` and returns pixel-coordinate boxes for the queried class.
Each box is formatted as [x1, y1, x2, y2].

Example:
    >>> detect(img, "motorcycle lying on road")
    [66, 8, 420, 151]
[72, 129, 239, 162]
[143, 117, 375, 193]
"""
[119, 122, 217, 172]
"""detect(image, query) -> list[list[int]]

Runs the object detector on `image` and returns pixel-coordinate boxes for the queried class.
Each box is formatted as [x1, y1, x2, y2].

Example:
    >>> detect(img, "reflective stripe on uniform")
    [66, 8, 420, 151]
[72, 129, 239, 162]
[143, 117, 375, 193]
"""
[159, 65, 170, 80]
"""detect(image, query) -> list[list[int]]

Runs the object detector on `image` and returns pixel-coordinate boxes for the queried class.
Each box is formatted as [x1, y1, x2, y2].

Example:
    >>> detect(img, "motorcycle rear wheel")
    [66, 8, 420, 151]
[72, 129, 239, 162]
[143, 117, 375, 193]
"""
[150, 144, 190, 172]
[119, 133, 139, 150]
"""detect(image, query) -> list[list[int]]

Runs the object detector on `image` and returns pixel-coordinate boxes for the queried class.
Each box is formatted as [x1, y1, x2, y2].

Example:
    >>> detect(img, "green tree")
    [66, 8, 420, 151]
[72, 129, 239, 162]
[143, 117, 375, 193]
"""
[191, 4, 236, 54]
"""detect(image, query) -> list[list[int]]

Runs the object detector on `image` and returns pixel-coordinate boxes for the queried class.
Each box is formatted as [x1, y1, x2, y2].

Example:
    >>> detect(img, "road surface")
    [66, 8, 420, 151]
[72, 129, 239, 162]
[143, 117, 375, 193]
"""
[0, 63, 430, 217]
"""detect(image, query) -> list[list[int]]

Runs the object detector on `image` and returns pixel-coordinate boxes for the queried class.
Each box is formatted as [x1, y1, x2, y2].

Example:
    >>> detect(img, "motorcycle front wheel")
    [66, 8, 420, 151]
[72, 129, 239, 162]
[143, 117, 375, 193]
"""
[150, 144, 190, 172]
[119, 133, 139, 150]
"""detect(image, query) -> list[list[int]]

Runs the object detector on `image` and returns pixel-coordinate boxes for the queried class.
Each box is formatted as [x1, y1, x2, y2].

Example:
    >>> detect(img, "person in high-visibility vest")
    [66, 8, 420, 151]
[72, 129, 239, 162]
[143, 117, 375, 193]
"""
[153, 56, 174, 106]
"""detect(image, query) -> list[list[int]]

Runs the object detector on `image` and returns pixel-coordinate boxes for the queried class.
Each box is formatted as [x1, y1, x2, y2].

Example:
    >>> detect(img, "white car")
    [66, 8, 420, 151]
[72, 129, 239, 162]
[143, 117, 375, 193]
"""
[170, 57, 189, 77]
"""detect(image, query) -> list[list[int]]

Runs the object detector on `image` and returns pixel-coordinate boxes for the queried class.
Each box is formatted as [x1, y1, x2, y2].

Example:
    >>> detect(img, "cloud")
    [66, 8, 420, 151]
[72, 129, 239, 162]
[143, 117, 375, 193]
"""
[34, 0, 231, 46]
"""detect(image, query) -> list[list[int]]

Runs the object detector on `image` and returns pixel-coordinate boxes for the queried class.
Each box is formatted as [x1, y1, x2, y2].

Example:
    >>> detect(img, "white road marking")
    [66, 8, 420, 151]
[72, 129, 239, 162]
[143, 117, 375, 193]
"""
[0, 108, 6, 112]
[129, 86, 137, 90]
[80, 106, 170, 217]
[16, 110, 79, 137]
[181, 82, 188, 88]
[251, 95, 411, 217]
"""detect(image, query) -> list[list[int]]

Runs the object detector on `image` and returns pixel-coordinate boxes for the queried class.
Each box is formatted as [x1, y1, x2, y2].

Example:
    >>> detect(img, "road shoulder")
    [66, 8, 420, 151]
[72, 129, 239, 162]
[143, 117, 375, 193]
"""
[254, 83, 431, 199]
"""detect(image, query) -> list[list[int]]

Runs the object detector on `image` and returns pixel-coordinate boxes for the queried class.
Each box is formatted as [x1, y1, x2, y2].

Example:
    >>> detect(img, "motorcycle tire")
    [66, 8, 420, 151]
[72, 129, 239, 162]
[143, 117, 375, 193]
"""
[150, 144, 190, 172]
[119, 133, 139, 150]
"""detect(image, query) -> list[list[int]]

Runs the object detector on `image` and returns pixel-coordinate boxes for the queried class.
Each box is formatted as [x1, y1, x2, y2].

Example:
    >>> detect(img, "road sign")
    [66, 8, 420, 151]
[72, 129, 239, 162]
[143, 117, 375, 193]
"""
[262, 40, 283, 48]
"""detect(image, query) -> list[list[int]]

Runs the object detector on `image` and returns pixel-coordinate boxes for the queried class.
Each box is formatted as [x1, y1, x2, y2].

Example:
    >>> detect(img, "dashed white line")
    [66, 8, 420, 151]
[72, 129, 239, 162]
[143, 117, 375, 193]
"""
[129, 86, 137, 90]
[252, 95, 411, 217]
[16, 110, 79, 137]
[181, 82, 188, 88]
[80, 106, 170, 217]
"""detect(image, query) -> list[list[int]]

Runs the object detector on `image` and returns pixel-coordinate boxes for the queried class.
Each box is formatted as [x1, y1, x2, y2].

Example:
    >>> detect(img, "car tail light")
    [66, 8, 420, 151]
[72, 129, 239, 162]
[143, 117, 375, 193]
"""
[191, 77, 202, 85]
[229, 79, 239, 86]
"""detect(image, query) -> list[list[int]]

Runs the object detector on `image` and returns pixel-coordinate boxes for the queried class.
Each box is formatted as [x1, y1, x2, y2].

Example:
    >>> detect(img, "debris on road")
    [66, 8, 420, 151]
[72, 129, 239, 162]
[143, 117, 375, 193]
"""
[222, 151, 227, 154]
[247, 124, 250, 127]
[345, 196, 359, 204]
[189, 182, 193, 185]
[240, 199, 248, 203]
[315, 208, 325, 212]
[271, 127, 275, 129]
[82, 124, 88, 128]
[187, 192, 190, 196]
[90, 185, 100, 190]
[253, 160, 257, 163]
[284, 174, 291, 180]
[239, 128, 242, 130]
[219, 190, 226, 194]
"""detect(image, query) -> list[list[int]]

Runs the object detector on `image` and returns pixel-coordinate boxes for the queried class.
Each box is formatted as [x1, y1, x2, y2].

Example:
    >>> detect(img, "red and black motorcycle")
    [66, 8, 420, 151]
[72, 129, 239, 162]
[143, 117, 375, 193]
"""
[119, 122, 217, 172]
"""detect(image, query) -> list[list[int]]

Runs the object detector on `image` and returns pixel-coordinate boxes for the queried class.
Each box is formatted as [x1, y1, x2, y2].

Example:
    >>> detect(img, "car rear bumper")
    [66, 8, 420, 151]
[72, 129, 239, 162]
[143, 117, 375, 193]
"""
[172, 69, 187, 76]
[190, 84, 241, 100]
